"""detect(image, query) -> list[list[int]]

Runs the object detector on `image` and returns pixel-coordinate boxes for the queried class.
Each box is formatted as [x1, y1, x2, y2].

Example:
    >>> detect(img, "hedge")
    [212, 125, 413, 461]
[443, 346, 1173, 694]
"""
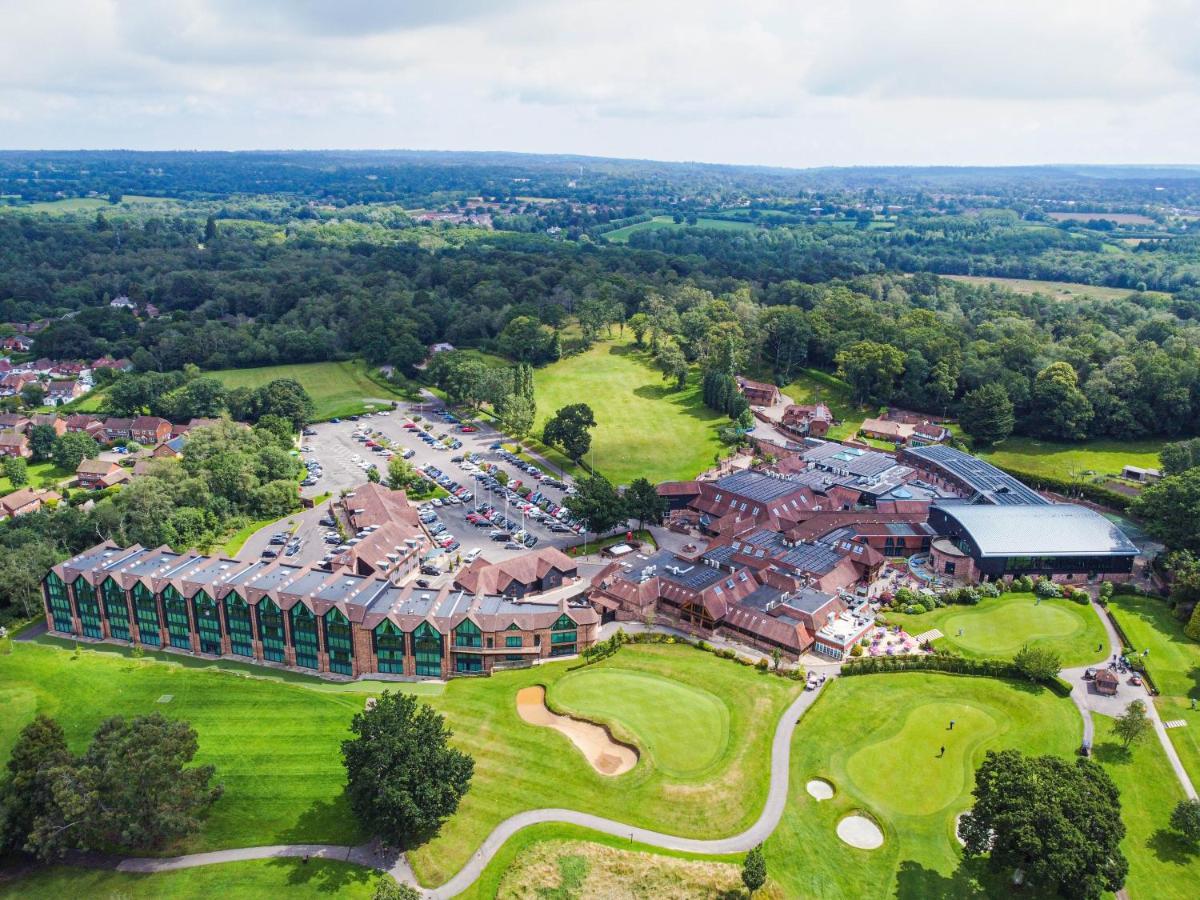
[841, 651, 1072, 697]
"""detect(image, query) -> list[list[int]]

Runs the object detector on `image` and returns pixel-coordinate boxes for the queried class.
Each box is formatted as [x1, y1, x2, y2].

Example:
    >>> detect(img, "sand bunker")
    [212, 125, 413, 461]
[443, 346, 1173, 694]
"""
[516, 685, 638, 776]
[837, 814, 884, 850]
[806, 778, 834, 801]
[955, 812, 967, 846]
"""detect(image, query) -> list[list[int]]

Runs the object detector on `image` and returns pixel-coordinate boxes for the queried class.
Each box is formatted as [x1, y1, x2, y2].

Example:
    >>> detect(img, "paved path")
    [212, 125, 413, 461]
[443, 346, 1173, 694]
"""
[60, 680, 827, 898]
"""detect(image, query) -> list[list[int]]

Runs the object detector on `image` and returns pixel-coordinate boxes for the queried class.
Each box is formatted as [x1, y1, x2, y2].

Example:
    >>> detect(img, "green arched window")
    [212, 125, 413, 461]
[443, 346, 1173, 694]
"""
[101, 578, 130, 641]
[413, 622, 442, 677]
[290, 604, 319, 670]
[73, 577, 102, 639]
[324, 608, 354, 676]
[44, 571, 74, 634]
[192, 590, 222, 656]
[223, 593, 254, 657]
[256, 598, 285, 662]
[453, 618, 481, 648]
[505, 622, 523, 649]
[373, 620, 405, 674]
[550, 613, 577, 656]
[131, 581, 161, 646]
[161, 585, 192, 650]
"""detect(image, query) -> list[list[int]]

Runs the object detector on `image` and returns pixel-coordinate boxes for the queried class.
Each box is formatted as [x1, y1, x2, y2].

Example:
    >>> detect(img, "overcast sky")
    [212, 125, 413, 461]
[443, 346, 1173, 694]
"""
[2, 0, 1199, 167]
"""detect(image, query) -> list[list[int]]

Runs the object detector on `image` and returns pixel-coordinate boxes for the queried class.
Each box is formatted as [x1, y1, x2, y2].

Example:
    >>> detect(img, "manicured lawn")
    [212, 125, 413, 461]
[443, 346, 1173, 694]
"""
[0, 858, 384, 899]
[1, 639, 798, 892]
[532, 337, 725, 485]
[976, 434, 1163, 481]
[887, 593, 1108, 667]
[221, 515, 289, 557]
[0, 460, 72, 495]
[603, 215, 759, 243]
[209, 360, 408, 421]
[764, 672, 1082, 898]
[550, 668, 729, 778]
[1107, 594, 1200, 784]
[1092, 715, 1197, 900]
[780, 368, 876, 441]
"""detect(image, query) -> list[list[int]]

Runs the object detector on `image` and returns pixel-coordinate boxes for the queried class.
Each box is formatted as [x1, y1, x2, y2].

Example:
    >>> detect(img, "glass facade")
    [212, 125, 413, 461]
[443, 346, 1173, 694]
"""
[257, 598, 286, 662]
[505, 635, 523, 648]
[132, 582, 161, 646]
[290, 604, 320, 670]
[224, 593, 255, 657]
[192, 591, 223, 656]
[454, 653, 483, 673]
[373, 620, 405, 674]
[324, 608, 354, 676]
[44, 571, 74, 633]
[101, 578, 130, 641]
[550, 613, 577, 647]
[161, 585, 192, 651]
[454, 618, 482, 648]
[73, 577, 103, 639]
[413, 621, 443, 677]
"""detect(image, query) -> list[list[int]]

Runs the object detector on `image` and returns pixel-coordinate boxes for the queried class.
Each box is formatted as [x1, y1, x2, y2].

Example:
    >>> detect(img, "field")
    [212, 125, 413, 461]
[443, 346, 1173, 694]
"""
[0, 639, 799, 893]
[1107, 594, 1200, 784]
[976, 434, 1163, 482]
[208, 360, 408, 421]
[764, 672, 1081, 897]
[942, 274, 1157, 302]
[0, 858, 383, 899]
[887, 593, 1108, 668]
[0, 460, 72, 496]
[603, 215, 759, 243]
[1044, 211, 1157, 225]
[1, 197, 111, 214]
[780, 368, 875, 441]
[532, 337, 725, 485]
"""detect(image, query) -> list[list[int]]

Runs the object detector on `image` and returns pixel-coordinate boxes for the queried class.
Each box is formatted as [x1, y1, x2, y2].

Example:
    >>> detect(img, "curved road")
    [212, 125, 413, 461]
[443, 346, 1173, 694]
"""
[105, 681, 828, 898]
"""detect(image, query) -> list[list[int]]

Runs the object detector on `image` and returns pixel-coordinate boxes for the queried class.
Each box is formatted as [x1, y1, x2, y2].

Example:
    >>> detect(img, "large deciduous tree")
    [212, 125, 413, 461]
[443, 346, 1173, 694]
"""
[565, 474, 627, 536]
[623, 477, 666, 532]
[1028, 362, 1093, 440]
[52, 432, 100, 472]
[960, 749, 1127, 900]
[1131, 468, 1200, 553]
[542, 403, 595, 462]
[835, 340, 906, 405]
[341, 692, 473, 846]
[960, 383, 1014, 446]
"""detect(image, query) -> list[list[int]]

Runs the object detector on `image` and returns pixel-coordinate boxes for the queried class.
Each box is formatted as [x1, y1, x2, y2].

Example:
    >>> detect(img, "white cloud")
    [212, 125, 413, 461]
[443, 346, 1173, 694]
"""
[0, 0, 1198, 165]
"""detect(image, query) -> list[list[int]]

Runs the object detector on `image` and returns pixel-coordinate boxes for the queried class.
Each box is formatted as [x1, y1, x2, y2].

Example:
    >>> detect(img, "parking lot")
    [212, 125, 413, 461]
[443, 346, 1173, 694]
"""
[297, 405, 585, 569]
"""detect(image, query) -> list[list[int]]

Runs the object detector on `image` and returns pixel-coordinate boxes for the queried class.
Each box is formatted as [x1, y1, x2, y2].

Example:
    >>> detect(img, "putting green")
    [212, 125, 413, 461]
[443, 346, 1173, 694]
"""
[889, 593, 1107, 667]
[549, 668, 729, 778]
[845, 702, 997, 817]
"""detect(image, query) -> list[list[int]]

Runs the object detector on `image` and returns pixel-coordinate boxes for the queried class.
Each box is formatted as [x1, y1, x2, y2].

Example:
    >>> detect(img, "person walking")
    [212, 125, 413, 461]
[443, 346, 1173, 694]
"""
[938, 745, 945, 757]
[949, 720, 955, 730]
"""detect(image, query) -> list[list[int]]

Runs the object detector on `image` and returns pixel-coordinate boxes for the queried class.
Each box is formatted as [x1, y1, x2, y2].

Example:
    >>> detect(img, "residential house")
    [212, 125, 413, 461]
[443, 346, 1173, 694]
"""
[779, 403, 833, 438]
[75, 458, 130, 490]
[152, 436, 187, 458]
[454, 547, 579, 599]
[0, 413, 31, 432]
[30, 413, 67, 436]
[0, 430, 31, 458]
[46, 379, 84, 406]
[735, 376, 782, 407]
[0, 372, 36, 396]
[131, 416, 171, 445]
[0, 487, 61, 520]
[102, 417, 134, 443]
[0, 335, 32, 352]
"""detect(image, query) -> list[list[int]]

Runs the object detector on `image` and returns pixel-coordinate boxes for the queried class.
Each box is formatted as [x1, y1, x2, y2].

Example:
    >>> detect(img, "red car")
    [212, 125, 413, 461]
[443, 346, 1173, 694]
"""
[460, 425, 478, 433]
[403, 422, 418, 430]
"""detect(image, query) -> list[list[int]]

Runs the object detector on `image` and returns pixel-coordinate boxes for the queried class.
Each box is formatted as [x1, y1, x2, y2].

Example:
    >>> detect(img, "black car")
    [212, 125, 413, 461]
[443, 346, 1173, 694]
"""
[261, 549, 278, 559]
[416, 579, 431, 589]
[420, 565, 440, 576]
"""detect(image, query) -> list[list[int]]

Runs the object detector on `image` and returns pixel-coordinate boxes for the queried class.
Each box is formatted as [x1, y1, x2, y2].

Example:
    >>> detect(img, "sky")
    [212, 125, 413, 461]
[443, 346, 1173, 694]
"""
[2, 0, 1200, 167]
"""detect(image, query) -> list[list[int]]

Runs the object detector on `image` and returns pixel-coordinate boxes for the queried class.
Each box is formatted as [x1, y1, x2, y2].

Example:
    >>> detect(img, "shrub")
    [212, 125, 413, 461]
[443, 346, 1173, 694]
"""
[1035, 579, 1063, 599]
[755, 658, 769, 672]
[979, 582, 1001, 599]
[850, 644, 864, 657]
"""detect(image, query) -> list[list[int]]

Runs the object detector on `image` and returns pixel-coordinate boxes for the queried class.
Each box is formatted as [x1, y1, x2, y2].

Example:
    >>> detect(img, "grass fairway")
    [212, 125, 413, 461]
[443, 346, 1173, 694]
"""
[780, 368, 875, 441]
[1093, 715, 1196, 900]
[1107, 594, 1200, 784]
[533, 337, 725, 485]
[976, 434, 1163, 481]
[603, 215, 758, 243]
[209, 360, 407, 421]
[764, 672, 1081, 898]
[0, 858, 384, 899]
[888, 593, 1108, 667]
[1, 639, 798, 892]
[550, 667, 729, 777]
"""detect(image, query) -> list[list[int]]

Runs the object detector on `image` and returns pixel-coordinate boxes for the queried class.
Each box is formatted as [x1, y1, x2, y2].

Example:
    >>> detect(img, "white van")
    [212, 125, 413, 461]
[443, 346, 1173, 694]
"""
[465, 548, 482, 563]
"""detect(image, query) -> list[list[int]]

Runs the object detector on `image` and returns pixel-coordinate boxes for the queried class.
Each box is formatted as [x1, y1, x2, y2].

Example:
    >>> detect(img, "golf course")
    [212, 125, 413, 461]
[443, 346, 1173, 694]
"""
[888, 593, 1109, 667]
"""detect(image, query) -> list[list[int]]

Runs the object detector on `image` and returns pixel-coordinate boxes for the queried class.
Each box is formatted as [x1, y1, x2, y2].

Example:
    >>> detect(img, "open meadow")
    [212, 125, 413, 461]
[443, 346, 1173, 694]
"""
[942, 274, 1161, 303]
[975, 434, 1163, 482]
[603, 215, 759, 243]
[887, 593, 1108, 668]
[532, 337, 725, 485]
[208, 360, 408, 421]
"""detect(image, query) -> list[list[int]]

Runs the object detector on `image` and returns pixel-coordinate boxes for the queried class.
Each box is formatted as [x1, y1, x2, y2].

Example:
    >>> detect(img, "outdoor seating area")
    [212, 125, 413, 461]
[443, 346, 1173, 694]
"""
[867, 625, 924, 657]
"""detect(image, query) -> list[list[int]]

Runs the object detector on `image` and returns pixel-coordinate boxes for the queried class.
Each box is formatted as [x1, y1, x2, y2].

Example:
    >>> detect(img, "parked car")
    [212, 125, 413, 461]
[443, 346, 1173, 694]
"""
[261, 549, 278, 559]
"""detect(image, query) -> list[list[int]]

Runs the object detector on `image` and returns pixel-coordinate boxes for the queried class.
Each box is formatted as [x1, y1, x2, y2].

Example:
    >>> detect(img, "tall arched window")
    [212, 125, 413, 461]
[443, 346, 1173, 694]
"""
[161, 585, 191, 650]
[373, 620, 405, 674]
[413, 622, 442, 677]
[73, 577, 102, 639]
[256, 598, 285, 662]
[550, 613, 577, 657]
[324, 608, 353, 675]
[192, 590, 222, 656]
[44, 571, 74, 634]
[290, 604, 320, 670]
[101, 578, 130, 641]
[223, 593, 254, 657]
[131, 582, 161, 646]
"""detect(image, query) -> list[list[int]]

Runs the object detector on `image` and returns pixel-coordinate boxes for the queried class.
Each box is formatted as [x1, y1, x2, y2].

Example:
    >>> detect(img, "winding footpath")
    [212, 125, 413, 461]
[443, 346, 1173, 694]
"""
[87, 681, 829, 899]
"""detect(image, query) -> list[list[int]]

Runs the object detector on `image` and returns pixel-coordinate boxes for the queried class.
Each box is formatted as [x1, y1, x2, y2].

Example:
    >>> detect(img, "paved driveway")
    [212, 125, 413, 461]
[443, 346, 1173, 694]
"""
[236, 504, 335, 566]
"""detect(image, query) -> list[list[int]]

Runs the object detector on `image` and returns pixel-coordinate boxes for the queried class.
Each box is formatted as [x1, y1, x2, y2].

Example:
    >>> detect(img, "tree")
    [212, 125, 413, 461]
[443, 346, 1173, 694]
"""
[760, 305, 810, 382]
[627, 312, 650, 347]
[204, 215, 218, 243]
[2, 456, 28, 488]
[1131, 468, 1200, 553]
[1028, 362, 1093, 440]
[367, 466, 381, 483]
[835, 341, 906, 404]
[654, 342, 689, 391]
[20, 382, 45, 408]
[250, 379, 314, 428]
[52, 432, 99, 472]
[623, 477, 666, 531]
[1169, 798, 1200, 846]
[387, 456, 425, 493]
[960, 383, 1014, 446]
[498, 392, 535, 442]
[742, 843, 767, 896]
[1113, 699, 1151, 749]
[542, 403, 596, 463]
[28, 424, 58, 462]
[0, 715, 71, 856]
[341, 691, 473, 846]
[22, 714, 221, 860]
[373, 882, 421, 900]
[960, 750, 1126, 899]
[565, 474, 626, 536]
[496, 315, 552, 363]
[1012, 644, 1061, 682]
